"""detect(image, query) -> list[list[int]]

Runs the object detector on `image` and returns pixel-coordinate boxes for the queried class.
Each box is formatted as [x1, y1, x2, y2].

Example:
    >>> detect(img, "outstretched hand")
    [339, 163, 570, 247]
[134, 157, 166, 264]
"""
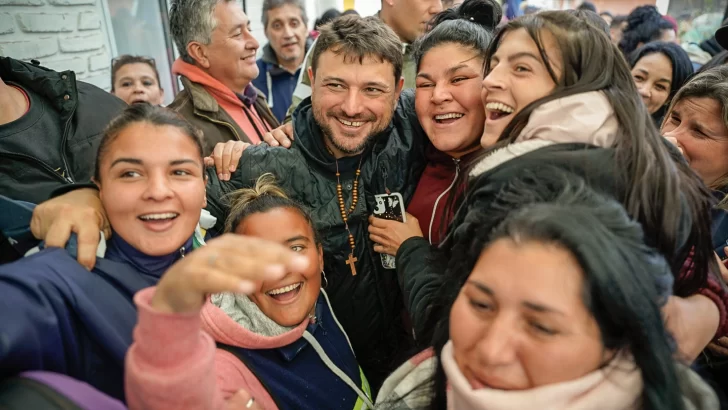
[151, 233, 310, 315]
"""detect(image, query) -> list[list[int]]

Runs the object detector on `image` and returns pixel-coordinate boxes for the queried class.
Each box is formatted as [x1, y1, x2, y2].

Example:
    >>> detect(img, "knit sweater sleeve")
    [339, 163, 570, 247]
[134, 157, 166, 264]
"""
[125, 287, 263, 410]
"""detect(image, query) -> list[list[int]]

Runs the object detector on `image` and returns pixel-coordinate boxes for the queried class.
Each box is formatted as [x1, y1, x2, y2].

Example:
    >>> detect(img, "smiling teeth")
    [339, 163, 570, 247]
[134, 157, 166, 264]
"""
[338, 118, 364, 127]
[485, 102, 515, 113]
[267, 282, 302, 296]
[435, 113, 464, 120]
[139, 213, 178, 220]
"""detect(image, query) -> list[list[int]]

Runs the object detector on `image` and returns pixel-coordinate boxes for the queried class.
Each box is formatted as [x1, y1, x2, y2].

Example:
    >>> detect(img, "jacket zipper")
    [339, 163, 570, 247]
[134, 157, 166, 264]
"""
[196, 112, 242, 142]
[179, 246, 186, 258]
[59, 97, 77, 182]
[428, 158, 460, 244]
[0, 151, 70, 183]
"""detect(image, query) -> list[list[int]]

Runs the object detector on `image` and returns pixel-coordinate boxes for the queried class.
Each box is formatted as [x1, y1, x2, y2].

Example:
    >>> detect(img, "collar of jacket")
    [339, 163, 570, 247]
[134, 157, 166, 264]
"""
[179, 74, 258, 113]
[261, 37, 314, 76]
[0, 57, 78, 119]
[290, 96, 393, 173]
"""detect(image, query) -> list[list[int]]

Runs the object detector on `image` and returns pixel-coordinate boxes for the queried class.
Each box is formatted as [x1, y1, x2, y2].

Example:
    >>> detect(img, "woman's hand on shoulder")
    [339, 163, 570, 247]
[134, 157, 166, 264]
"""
[151, 233, 309, 314]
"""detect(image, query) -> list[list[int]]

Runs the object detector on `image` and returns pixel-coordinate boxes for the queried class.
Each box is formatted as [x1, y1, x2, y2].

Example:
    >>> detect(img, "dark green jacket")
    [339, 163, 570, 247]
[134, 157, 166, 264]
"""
[205, 91, 426, 392]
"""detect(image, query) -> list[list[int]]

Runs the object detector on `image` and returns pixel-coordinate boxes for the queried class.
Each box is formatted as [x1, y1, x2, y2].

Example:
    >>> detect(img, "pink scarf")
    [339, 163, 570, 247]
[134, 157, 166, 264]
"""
[440, 341, 643, 410]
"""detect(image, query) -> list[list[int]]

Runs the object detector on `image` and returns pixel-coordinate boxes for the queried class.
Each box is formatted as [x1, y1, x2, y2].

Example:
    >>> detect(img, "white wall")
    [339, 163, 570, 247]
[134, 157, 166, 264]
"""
[0, 0, 115, 90]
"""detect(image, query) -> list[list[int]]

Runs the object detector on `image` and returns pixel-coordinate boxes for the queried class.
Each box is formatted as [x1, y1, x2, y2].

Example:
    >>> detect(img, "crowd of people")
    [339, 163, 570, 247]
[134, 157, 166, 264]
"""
[2, 0, 728, 409]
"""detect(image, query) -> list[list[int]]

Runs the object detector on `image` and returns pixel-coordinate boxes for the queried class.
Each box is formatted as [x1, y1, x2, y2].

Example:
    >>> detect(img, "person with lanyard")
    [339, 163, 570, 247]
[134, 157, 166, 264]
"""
[166, 0, 278, 155]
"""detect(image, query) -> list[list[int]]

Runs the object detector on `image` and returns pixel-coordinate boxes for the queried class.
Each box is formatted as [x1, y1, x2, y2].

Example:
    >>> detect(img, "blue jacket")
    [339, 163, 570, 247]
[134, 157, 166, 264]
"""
[220, 291, 372, 410]
[252, 39, 313, 123]
[0, 232, 193, 402]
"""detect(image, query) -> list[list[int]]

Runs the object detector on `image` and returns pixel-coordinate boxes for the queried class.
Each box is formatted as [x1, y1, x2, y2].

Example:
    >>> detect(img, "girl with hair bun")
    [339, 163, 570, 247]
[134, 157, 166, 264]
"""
[619, 5, 677, 56]
[369, 0, 500, 261]
[125, 173, 373, 410]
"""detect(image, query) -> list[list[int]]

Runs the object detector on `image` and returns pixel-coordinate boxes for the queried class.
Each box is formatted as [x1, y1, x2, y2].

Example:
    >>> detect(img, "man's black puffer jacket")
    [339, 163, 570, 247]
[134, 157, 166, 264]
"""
[205, 92, 427, 392]
[0, 57, 126, 203]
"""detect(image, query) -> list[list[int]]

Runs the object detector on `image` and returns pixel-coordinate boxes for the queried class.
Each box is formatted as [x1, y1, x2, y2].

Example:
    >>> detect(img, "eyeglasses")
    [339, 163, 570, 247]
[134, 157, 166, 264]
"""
[111, 55, 156, 70]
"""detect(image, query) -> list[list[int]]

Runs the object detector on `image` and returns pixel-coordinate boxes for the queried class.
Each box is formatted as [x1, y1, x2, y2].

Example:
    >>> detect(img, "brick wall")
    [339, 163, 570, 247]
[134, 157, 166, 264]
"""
[0, 0, 114, 90]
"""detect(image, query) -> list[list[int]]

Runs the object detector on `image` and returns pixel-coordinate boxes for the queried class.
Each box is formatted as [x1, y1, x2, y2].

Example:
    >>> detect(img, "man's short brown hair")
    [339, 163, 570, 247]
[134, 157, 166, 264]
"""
[311, 15, 403, 84]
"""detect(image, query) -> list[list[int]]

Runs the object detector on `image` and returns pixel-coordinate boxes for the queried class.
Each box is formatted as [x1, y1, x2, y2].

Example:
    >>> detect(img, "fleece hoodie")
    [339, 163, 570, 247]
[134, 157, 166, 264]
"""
[126, 287, 373, 410]
[172, 59, 273, 145]
[375, 341, 719, 410]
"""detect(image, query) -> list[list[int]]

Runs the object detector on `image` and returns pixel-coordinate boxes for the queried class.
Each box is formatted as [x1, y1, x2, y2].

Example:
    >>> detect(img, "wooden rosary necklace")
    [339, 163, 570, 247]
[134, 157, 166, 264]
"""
[333, 155, 364, 276]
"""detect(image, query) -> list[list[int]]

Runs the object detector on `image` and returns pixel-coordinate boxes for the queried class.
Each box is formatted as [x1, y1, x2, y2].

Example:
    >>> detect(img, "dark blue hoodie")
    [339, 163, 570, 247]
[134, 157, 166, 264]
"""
[0, 232, 193, 402]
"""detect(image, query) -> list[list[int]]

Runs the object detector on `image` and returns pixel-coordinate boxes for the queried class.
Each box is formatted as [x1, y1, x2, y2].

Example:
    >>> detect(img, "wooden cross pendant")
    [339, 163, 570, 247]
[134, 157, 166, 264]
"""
[346, 253, 358, 276]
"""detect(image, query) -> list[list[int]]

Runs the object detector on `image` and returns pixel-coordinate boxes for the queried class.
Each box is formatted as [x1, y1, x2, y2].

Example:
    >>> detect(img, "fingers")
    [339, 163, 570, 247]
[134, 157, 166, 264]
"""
[213, 143, 225, 179]
[228, 142, 248, 176]
[203, 156, 215, 168]
[368, 215, 397, 229]
[206, 234, 310, 277]
[283, 122, 294, 139]
[75, 222, 101, 270]
[44, 217, 74, 249]
[264, 123, 295, 148]
[369, 233, 390, 248]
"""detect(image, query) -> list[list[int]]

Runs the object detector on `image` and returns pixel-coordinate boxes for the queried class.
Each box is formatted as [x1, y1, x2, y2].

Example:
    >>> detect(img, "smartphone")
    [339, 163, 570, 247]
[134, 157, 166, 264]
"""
[373, 193, 406, 270]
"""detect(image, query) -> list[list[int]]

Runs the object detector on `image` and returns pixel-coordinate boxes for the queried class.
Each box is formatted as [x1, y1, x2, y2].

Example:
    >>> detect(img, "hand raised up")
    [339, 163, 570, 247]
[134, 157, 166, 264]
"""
[151, 233, 310, 314]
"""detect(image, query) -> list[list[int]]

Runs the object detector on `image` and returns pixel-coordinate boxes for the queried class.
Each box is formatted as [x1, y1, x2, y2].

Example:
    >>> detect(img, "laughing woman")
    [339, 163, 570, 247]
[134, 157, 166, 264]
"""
[125, 174, 373, 410]
[401, 10, 728, 360]
[368, 0, 499, 256]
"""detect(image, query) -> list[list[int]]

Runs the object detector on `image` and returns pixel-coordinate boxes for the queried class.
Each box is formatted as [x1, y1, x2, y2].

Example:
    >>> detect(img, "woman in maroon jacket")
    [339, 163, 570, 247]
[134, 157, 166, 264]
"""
[368, 0, 498, 251]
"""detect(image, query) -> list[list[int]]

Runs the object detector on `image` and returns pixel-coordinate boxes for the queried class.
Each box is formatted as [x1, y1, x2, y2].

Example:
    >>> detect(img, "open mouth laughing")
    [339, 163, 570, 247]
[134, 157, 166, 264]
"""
[485, 102, 515, 121]
[434, 112, 464, 124]
[265, 281, 304, 303]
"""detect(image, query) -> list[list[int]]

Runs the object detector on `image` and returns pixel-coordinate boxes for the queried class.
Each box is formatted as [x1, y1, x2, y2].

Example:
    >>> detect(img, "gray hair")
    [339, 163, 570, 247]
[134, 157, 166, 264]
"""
[170, 0, 235, 64]
[262, 0, 308, 30]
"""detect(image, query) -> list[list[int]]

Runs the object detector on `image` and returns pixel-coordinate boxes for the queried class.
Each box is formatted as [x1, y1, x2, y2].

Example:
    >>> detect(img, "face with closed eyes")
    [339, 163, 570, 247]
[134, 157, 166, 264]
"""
[480, 28, 561, 148]
[415, 43, 485, 157]
[449, 238, 606, 391]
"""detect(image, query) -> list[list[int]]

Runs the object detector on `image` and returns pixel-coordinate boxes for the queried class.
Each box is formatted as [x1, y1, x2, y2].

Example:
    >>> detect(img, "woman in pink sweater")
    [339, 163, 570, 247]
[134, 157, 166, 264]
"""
[125, 174, 373, 410]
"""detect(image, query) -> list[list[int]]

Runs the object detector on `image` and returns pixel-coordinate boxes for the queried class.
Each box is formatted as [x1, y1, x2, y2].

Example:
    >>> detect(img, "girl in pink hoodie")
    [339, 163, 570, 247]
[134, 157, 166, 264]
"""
[125, 174, 373, 410]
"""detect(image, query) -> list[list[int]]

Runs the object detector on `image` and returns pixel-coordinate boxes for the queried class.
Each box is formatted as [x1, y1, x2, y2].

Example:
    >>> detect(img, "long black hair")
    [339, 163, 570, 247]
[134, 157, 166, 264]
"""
[472, 10, 715, 296]
[630, 41, 695, 125]
[422, 170, 684, 410]
[619, 5, 674, 57]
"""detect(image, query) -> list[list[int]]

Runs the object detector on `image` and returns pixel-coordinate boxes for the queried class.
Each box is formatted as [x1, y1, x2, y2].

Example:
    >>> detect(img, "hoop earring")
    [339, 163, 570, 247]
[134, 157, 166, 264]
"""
[321, 270, 328, 288]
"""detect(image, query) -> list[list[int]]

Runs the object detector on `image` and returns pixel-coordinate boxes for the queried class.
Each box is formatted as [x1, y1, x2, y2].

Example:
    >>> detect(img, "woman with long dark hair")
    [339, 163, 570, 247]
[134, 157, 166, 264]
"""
[630, 42, 694, 126]
[399, 10, 726, 360]
[377, 172, 718, 410]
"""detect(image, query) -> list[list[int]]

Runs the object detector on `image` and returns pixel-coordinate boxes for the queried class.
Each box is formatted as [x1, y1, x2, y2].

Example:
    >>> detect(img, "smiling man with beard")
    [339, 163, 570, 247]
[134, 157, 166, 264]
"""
[204, 15, 427, 392]
[167, 0, 279, 154]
